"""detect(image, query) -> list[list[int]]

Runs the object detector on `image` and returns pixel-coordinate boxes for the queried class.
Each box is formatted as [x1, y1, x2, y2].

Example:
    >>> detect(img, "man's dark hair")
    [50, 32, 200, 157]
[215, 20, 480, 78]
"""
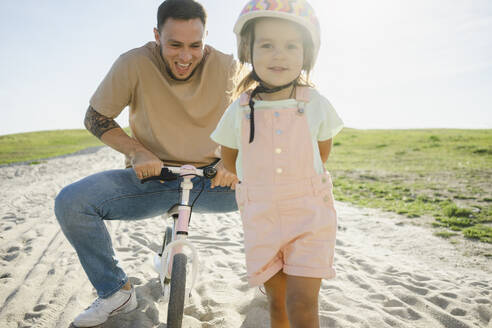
[157, 0, 207, 32]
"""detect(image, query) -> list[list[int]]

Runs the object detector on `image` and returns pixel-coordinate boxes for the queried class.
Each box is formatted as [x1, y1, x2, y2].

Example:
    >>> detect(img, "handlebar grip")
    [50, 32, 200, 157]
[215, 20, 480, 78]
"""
[140, 167, 178, 184]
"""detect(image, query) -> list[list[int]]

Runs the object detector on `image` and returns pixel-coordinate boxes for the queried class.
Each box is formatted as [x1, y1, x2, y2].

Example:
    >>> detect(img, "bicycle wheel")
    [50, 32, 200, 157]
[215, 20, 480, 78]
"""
[167, 253, 187, 328]
[162, 226, 173, 284]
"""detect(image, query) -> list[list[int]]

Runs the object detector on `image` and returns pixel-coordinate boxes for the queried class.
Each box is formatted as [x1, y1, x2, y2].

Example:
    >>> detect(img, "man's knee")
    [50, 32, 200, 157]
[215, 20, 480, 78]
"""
[55, 185, 71, 221]
[54, 182, 87, 225]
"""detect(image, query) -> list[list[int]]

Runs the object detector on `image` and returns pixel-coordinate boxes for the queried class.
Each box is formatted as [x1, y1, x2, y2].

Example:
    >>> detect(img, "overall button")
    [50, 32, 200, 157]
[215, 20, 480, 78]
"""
[276, 130, 282, 135]
[276, 168, 283, 174]
[274, 112, 280, 117]
[275, 148, 282, 154]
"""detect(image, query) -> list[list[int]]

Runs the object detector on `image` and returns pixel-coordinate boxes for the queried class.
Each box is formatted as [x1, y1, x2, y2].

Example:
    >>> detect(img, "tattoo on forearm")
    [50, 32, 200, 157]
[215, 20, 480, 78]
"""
[84, 106, 120, 139]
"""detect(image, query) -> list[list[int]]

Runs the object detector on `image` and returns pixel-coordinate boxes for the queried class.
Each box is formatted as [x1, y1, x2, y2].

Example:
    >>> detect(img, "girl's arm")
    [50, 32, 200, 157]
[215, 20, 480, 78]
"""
[318, 138, 333, 164]
[221, 146, 239, 175]
[211, 146, 239, 189]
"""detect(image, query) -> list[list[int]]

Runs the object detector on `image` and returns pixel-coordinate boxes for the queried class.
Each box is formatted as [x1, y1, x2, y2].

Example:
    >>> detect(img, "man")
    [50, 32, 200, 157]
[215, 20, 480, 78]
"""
[54, 0, 238, 326]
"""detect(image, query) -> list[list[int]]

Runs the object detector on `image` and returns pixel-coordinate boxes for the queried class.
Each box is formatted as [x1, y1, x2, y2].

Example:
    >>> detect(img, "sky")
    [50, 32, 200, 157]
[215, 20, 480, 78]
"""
[1, 0, 491, 136]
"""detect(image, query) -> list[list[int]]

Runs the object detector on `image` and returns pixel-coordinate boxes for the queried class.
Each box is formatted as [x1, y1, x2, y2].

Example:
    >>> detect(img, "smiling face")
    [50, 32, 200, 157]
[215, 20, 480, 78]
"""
[252, 18, 304, 88]
[154, 18, 205, 81]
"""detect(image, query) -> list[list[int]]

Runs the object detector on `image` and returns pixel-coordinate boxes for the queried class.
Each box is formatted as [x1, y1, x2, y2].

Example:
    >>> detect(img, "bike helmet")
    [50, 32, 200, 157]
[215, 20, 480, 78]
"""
[234, 0, 321, 69]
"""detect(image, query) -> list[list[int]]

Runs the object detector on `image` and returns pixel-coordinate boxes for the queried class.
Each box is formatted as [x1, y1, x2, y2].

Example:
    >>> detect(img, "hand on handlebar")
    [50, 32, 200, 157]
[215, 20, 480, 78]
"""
[140, 165, 216, 184]
[211, 166, 239, 190]
[130, 148, 163, 180]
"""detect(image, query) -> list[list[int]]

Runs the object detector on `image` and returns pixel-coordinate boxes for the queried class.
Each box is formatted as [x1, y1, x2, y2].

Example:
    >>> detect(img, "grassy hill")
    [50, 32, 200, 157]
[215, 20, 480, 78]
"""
[0, 130, 103, 165]
[1, 128, 491, 245]
[327, 128, 492, 245]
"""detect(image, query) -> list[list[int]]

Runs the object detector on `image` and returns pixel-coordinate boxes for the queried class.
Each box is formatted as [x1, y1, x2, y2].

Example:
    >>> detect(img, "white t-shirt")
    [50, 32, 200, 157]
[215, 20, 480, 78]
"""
[211, 88, 344, 180]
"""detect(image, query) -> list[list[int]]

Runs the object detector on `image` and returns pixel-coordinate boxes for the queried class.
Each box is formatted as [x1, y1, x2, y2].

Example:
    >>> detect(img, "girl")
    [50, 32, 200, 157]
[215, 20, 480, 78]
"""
[211, 0, 343, 327]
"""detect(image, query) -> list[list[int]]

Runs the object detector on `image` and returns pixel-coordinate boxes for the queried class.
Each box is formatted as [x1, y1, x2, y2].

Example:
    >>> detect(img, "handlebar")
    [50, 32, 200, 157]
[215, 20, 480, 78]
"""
[140, 165, 217, 184]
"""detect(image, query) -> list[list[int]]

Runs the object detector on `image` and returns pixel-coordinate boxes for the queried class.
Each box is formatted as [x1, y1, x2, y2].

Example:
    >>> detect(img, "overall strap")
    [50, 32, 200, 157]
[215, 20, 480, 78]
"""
[240, 87, 309, 106]
[239, 93, 250, 106]
[295, 86, 310, 103]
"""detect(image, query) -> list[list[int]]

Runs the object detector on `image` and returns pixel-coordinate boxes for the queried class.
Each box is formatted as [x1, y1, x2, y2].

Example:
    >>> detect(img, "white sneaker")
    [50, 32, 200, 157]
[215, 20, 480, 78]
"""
[73, 287, 138, 327]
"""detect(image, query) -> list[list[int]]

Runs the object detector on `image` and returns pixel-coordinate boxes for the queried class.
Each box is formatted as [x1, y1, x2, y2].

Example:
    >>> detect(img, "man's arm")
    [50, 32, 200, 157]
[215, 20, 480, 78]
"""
[84, 106, 121, 139]
[84, 106, 162, 179]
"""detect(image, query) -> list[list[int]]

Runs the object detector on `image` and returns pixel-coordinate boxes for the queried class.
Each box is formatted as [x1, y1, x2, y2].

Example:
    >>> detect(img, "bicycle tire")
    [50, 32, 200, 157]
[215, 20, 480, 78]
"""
[167, 253, 187, 328]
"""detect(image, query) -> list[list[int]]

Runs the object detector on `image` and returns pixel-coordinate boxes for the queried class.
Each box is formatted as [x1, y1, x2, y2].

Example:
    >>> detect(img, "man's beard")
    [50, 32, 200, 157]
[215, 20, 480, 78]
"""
[161, 54, 199, 82]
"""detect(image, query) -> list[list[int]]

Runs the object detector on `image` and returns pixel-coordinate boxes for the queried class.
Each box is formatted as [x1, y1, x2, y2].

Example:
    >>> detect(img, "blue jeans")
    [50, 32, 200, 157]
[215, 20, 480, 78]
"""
[54, 168, 237, 298]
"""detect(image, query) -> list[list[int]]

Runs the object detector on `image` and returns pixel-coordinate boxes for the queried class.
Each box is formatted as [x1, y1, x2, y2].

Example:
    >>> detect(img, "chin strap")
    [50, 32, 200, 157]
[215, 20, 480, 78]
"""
[248, 72, 296, 143]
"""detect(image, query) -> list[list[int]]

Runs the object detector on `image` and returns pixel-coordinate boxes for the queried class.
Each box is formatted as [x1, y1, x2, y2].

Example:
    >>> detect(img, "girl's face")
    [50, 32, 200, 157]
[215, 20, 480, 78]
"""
[252, 18, 304, 88]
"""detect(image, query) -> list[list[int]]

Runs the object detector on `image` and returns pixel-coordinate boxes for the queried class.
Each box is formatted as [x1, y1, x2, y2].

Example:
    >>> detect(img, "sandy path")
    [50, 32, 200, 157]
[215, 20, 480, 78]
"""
[0, 147, 490, 328]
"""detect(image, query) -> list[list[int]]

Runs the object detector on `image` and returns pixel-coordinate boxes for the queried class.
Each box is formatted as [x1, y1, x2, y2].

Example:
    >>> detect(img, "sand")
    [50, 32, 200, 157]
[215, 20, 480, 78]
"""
[0, 146, 490, 328]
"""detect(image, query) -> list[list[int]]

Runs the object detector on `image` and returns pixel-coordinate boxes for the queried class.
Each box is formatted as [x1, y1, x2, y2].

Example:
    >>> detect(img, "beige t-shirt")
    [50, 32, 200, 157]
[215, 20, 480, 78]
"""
[90, 42, 237, 167]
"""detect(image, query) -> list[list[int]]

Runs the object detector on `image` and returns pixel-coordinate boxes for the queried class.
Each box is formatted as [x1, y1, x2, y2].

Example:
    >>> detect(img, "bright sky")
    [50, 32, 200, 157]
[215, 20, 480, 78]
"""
[1, 0, 491, 136]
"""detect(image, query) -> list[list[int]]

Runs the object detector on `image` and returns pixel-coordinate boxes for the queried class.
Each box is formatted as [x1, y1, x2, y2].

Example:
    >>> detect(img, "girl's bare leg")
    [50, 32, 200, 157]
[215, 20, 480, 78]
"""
[264, 270, 290, 328]
[286, 275, 321, 328]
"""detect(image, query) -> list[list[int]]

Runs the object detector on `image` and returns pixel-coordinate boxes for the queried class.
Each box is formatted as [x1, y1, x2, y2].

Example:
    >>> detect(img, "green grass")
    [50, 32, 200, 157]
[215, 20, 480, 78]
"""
[0, 130, 103, 165]
[327, 128, 492, 244]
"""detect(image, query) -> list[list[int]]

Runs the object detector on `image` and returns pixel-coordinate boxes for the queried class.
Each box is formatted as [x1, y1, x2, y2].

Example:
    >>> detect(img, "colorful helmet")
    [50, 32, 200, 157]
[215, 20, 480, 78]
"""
[233, 0, 321, 69]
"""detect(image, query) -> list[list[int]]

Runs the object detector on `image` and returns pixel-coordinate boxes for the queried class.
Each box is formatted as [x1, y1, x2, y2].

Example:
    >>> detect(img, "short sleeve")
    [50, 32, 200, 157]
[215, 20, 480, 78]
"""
[89, 53, 135, 118]
[317, 96, 344, 141]
[210, 101, 240, 149]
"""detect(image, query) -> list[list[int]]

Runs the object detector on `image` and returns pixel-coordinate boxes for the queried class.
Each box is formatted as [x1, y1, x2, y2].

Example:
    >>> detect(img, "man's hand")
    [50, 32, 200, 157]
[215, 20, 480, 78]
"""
[211, 161, 239, 190]
[130, 148, 163, 180]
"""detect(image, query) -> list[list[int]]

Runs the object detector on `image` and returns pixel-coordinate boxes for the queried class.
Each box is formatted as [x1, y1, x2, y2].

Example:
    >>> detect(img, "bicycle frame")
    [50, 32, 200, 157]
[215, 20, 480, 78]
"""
[153, 165, 204, 301]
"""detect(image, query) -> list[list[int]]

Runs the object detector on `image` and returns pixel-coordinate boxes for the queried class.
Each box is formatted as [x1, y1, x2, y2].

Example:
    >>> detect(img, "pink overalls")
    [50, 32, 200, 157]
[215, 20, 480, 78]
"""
[235, 87, 337, 287]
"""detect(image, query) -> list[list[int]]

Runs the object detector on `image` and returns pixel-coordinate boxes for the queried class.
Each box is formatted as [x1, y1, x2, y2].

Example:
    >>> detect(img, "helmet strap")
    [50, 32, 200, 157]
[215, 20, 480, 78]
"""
[248, 74, 297, 143]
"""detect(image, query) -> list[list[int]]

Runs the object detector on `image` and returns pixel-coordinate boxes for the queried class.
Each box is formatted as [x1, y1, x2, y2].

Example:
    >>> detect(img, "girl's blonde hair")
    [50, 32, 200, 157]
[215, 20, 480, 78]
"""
[233, 18, 315, 100]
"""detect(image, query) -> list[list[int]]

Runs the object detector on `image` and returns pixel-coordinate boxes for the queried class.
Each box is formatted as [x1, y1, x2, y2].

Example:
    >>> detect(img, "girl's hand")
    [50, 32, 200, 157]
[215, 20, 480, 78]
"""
[211, 161, 239, 189]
